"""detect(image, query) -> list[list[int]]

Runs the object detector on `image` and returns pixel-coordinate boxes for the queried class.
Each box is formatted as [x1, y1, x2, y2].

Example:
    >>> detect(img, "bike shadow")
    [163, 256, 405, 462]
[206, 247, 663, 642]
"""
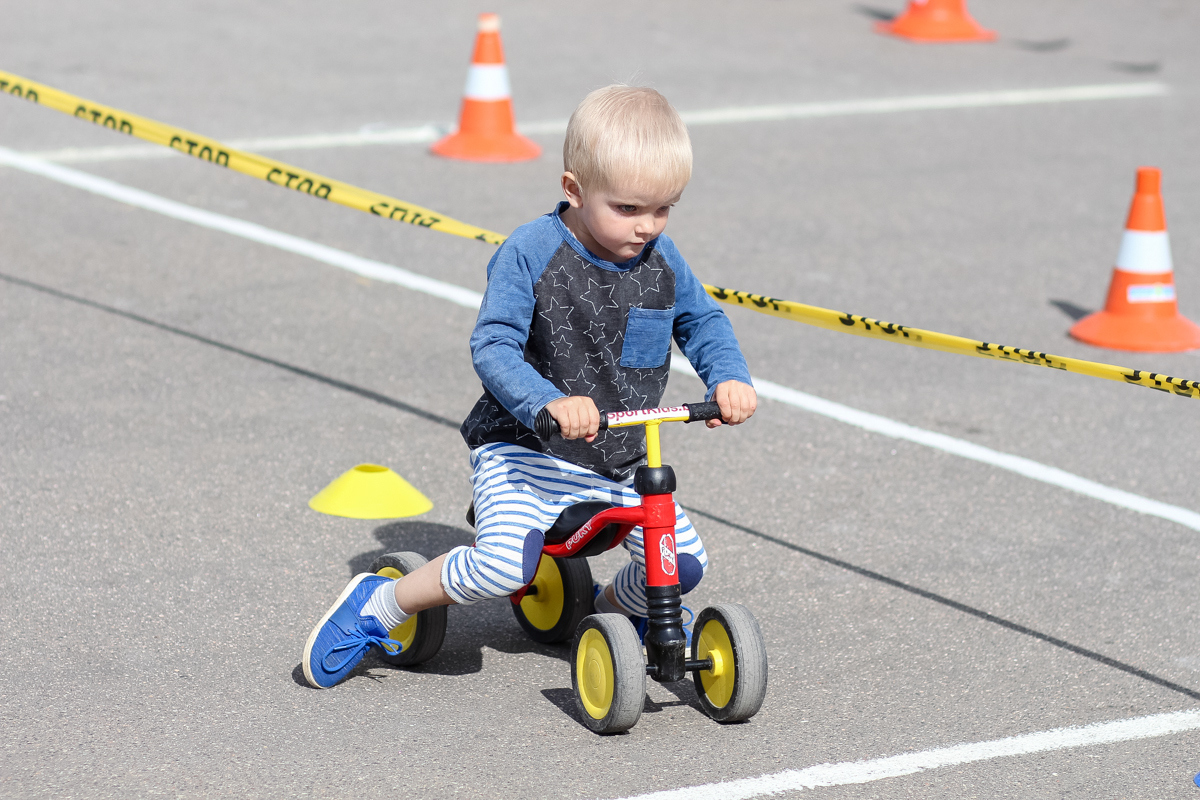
[541, 680, 706, 731]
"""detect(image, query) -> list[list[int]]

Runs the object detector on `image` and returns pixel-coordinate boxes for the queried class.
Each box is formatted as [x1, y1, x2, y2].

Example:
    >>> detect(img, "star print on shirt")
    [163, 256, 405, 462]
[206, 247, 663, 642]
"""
[584, 321, 606, 344]
[538, 296, 574, 334]
[562, 368, 598, 396]
[618, 379, 650, 410]
[551, 264, 573, 290]
[552, 334, 573, 358]
[579, 279, 617, 315]
[584, 351, 606, 374]
[602, 329, 625, 366]
[597, 428, 631, 461]
[629, 265, 664, 296]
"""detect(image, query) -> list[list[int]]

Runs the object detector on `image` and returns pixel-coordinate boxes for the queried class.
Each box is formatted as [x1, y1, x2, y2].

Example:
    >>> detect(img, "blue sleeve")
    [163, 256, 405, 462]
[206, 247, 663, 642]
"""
[658, 237, 754, 399]
[469, 231, 566, 429]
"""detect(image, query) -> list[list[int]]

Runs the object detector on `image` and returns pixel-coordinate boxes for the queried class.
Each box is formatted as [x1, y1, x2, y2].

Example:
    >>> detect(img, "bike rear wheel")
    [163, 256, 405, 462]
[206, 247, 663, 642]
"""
[368, 551, 448, 666]
[512, 554, 593, 644]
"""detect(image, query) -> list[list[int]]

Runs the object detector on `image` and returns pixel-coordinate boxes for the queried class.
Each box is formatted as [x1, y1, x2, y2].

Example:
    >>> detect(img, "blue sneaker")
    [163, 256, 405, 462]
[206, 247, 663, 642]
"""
[303, 574, 402, 689]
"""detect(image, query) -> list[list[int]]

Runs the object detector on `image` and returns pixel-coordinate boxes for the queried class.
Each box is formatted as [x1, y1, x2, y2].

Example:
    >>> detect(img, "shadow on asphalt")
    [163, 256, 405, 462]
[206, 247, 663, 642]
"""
[541, 678, 708, 732]
[852, 4, 895, 22]
[348, 520, 475, 575]
[1050, 298, 1093, 322]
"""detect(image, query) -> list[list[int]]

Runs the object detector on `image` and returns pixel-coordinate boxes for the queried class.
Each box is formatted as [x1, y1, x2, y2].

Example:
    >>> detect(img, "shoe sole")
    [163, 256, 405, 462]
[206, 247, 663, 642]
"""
[302, 572, 374, 689]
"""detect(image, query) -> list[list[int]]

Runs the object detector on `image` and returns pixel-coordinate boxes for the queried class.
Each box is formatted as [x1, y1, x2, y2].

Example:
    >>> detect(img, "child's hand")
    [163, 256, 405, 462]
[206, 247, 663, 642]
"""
[708, 380, 757, 428]
[544, 396, 601, 441]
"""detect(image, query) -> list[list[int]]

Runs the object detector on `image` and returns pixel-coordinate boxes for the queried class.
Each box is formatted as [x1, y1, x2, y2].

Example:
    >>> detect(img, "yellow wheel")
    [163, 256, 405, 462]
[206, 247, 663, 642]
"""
[512, 554, 593, 644]
[692, 603, 767, 723]
[368, 552, 447, 667]
[571, 614, 645, 734]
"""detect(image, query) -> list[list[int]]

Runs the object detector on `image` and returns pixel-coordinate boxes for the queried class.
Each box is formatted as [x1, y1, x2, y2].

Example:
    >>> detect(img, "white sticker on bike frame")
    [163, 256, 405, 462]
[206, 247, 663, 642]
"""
[605, 405, 690, 428]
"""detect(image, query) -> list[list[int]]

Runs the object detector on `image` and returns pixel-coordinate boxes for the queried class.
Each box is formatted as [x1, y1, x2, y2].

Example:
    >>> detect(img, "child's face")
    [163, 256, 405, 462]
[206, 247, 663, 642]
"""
[562, 174, 682, 263]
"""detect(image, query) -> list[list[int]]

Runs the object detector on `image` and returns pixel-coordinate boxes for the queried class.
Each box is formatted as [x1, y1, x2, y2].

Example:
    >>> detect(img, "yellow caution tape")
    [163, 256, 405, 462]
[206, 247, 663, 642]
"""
[0, 70, 507, 245]
[704, 285, 1200, 399]
[5, 70, 1197, 400]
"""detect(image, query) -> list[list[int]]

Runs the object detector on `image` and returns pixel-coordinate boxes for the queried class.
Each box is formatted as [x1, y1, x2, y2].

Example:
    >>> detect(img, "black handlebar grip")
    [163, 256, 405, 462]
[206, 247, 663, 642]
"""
[534, 406, 610, 439]
[534, 407, 560, 440]
[684, 402, 723, 423]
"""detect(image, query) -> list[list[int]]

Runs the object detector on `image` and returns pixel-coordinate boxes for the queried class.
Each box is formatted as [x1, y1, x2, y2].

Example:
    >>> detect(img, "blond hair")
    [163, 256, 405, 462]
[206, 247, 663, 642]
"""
[563, 85, 692, 196]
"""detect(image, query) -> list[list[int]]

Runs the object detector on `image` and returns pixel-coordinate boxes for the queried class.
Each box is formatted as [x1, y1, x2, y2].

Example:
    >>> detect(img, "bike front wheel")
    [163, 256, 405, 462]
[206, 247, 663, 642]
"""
[691, 603, 767, 723]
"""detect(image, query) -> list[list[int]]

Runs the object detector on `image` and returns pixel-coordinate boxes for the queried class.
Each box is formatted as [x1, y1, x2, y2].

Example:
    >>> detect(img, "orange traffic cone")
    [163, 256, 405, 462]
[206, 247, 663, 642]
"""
[431, 13, 541, 163]
[1070, 167, 1200, 352]
[875, 0, 996, 42]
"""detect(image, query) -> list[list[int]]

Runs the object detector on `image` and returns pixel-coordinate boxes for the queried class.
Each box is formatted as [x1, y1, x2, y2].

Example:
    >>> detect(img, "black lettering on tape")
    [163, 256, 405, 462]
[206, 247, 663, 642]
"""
[169, 136, 182, 150]
[198, 145, 212, 161]
[315, 184, 331, 199]
[74, 105, 86, 118]
[185, 139, 198, 155]
[418, 215, 440, 228]
[712, 288, 730, 300]
[103, 115, 117, 129]
[89, 109, 102, 123]
[369, 203, 386, 216]
[296, 178, 313, 194]
[119, 119, 131, 134]
[839, 313, 855, 327]
[284, 172, 299, 188]
[215, 151, 229, 166]
[0, 80, 8, 92]
[267, 168, 282, 184]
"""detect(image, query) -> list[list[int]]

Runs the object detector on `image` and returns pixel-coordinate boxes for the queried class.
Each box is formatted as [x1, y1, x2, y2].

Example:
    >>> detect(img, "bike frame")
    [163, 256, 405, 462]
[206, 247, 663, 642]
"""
[515, 405, 713, 683]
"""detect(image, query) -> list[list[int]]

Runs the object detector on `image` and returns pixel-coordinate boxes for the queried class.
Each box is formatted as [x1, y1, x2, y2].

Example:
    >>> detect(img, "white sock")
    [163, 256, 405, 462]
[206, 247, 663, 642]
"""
[594, 584, 631, 616]
[361, 579, 412, 631]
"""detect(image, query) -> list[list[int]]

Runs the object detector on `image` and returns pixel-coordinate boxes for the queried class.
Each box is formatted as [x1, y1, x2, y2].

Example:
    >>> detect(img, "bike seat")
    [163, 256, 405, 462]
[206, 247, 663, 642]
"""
[544, 500, 621, 558]
[466, 500, 623, 558]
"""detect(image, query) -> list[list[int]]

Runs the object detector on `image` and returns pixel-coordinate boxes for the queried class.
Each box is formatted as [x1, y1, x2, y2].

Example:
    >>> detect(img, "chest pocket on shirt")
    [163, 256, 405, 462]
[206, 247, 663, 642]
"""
[620, 306, 675, 369]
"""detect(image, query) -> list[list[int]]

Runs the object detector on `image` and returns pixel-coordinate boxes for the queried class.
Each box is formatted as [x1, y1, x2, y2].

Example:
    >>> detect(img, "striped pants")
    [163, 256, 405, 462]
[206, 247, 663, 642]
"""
[441, 442, 707, 616]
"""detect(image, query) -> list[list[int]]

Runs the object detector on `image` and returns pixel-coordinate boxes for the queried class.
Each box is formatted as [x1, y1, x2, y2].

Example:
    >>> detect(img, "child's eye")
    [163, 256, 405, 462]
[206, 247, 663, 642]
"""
[617, 205, 638, 214]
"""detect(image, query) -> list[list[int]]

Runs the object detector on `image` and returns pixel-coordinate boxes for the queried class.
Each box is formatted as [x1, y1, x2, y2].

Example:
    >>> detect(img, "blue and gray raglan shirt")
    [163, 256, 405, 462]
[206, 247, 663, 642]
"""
[460, 202, 752, 482]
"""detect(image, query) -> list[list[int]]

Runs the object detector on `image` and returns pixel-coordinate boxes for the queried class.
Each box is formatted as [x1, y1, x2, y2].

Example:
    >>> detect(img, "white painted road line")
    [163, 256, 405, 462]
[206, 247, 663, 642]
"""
[3, 145, 1198, 535]
[0, 147, 483, 310]
[609, 708, 1200, 800]
[22, 81, 1167, 164]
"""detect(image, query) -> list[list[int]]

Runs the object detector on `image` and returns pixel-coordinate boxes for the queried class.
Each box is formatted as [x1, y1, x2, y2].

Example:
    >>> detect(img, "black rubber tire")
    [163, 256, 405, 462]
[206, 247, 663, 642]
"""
[571, 614, 645, 734]
[367, 552, 448, 667]
[512, 555, 594, 644]
[691, 603, 768, 723]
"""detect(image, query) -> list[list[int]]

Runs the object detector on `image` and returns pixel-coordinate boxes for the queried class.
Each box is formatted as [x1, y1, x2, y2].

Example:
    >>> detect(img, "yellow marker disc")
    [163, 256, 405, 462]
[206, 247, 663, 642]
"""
[308, 464, 433, 520]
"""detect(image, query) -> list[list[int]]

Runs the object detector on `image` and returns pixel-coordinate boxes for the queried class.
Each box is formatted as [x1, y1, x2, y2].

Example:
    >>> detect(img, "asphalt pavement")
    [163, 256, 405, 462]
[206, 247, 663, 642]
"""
[3, 2, 1200, 798]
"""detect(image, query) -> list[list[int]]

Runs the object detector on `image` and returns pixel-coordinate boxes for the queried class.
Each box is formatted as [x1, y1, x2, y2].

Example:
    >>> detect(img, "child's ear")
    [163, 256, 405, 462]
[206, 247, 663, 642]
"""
[561, 172, 584, 208]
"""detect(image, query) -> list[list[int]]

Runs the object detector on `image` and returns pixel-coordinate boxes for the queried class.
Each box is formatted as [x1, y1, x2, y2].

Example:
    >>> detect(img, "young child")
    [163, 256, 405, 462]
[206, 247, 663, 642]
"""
[303, 85, 756, 689]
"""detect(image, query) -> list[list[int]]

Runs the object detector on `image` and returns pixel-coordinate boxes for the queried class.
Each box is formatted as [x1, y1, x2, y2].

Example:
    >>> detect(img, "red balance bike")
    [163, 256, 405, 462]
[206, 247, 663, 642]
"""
[517, 402, 768, 733]
[366, 402, 767, 734]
